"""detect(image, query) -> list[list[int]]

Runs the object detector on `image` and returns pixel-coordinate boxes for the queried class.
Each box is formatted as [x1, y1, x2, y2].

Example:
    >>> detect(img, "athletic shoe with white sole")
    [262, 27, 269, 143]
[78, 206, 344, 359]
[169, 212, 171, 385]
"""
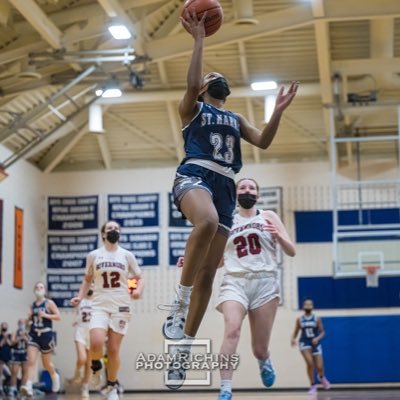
[260, 358, 275, 388]
[158, 299, 188, 340]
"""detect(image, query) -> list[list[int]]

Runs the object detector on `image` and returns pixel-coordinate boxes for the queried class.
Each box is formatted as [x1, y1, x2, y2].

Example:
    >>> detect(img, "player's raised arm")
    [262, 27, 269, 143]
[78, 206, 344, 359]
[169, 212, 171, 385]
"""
[178, 9, 207, 126]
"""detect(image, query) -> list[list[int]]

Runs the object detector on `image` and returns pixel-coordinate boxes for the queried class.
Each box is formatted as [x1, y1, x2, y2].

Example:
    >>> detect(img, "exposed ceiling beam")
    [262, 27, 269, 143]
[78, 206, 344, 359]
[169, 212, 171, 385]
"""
[126, 0, 164, 6]
[0, 38, 48, 65]
[12, 0, 153, 34]
[324, 0, 400, 20]
[106, 111, 177, 158]
[98, 83, 321, 105]
[312, 0, 334, 158]
[166, 101, 184, 161]
[145, 0, 400, 62]
[332, 57, 400, 76]
[39, 123, 88, 172]
[8, 0, 63, 49]
[281, 114, 327, 152]
[152, 3, 181, 39]
[158, 61, 184, 161]
[370, 18, 396, 88]
[97, 0, 136, 37]
[245, 98, 260, 163]
[97, 134, 112, 169]
[146, 4, 314, 61]
[0, 0, 11, 26]
[237, 41, 260, 163]
[26, 109, 88, 159]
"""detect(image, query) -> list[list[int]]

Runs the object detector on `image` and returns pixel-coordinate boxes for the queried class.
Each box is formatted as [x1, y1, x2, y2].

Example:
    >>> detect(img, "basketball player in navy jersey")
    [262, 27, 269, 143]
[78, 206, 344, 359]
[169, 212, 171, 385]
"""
[9, 319, 29, 398]
[291, 298, 330, 395]
[160, 9, 298, 389]
[20, 282, 61, 397]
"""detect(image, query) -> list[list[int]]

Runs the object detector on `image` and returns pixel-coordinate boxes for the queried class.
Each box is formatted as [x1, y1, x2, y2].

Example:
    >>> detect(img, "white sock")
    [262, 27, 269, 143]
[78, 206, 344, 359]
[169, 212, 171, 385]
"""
[177, 284, 192, 304]
[182, 334, 195, 352]
[258, 357, 271, 370]
[221, 379, 232, 393]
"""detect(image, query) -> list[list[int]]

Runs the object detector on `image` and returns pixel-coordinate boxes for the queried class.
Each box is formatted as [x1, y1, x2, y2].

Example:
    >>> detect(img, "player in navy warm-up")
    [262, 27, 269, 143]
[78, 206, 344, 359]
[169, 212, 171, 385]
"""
[291, 298, 331, 395]
[20, 282, 61, 397]
[159, 8, 298, 389]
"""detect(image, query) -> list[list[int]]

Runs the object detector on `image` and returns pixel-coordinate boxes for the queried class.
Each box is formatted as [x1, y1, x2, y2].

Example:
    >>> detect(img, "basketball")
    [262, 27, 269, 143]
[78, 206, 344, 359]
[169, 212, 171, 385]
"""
[181, 0, 223, 37]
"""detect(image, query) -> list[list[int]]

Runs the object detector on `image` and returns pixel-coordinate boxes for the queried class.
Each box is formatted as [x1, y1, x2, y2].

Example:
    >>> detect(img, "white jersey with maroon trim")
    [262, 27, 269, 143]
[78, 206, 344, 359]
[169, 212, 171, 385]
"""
[85, 246, 141, 313]
[224, 211, 278, 274]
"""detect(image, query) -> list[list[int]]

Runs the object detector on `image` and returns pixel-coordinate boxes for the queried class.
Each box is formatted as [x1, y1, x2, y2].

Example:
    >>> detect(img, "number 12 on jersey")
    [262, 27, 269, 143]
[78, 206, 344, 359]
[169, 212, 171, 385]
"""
[101, 271, 120, 288]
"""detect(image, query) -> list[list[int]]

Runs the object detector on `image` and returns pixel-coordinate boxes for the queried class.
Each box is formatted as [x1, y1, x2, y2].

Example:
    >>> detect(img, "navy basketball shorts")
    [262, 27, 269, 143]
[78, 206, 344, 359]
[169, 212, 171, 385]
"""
[10, 351, 28, 364]
[299, 340, 323, 355]
[28, 331, 56, 354]
[173, 163, 236, 235]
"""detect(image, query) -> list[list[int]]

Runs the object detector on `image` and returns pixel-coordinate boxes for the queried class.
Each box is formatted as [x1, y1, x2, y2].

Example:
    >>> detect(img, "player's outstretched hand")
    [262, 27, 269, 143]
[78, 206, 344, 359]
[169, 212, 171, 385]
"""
[274, 81, 299, 114]
[180, 8, 207, 39]
[70, 297, 81, 307]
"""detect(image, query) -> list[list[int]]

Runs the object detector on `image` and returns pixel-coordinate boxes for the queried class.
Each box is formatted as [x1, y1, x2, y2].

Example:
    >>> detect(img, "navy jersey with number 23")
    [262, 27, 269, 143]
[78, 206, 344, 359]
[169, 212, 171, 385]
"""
[181, 102, 242, 173]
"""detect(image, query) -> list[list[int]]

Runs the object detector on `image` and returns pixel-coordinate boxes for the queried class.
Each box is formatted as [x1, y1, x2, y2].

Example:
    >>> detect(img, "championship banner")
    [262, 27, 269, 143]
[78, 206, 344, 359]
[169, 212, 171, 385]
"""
[168, 193, 192, 227]
[47, 273, 84, 308]
[14, 207, 23, 289]
[258, 187, 283, 266]
[119, 232, 159, 267]
[47, 234, 98, 269]
[108, 193, 159, 227]
[48, 196, 98, 230]
[168, 231, 191, 266]
[258, 187, 283, 216]
[0, 199, 3, 284]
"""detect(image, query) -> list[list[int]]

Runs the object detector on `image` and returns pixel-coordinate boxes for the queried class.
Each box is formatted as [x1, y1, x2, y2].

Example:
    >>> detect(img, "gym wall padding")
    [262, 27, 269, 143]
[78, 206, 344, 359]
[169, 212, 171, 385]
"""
[298, 276, 400, 309]
[321, 315, 400, 383]
[295, 208, 400, 243]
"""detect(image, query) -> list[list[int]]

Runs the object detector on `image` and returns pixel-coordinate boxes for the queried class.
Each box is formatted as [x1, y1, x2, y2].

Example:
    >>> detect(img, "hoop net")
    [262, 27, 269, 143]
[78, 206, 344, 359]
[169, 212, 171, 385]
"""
[362, 265, 380, 288]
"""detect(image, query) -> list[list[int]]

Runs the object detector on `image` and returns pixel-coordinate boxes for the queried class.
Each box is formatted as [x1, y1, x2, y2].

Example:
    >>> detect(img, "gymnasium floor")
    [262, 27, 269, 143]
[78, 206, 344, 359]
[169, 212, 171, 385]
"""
[50, 390, 400, 400]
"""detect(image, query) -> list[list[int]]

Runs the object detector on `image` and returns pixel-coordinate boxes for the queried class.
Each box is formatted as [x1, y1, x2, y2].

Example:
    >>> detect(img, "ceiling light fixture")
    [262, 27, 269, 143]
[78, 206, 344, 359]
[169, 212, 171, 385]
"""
[251, 81, 278, 91]
[108, 24, 132, 40]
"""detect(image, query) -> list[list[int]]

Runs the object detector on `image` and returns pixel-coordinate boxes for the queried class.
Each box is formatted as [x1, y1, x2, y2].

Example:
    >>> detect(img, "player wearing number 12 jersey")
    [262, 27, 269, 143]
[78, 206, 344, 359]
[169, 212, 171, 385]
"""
[71, 221, 143, 400]
[215, 178, 295, 400]
[161, 9, 298, 390]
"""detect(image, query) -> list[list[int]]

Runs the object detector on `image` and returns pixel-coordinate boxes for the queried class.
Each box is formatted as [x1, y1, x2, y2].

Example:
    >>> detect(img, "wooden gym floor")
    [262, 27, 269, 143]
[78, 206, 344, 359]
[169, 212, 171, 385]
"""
[44, 389, 400, 400]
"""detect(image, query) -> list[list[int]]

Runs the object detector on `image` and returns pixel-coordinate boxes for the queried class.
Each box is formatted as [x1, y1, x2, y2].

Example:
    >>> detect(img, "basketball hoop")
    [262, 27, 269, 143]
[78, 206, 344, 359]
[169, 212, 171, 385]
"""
[363, 265, 380, 288]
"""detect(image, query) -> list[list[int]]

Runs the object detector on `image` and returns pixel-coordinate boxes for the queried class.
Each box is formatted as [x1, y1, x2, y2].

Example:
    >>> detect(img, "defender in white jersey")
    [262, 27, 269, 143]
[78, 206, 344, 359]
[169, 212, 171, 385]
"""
[71, 221, 143, 400]
[216, 178, 296, 400]
[69, 288, 93, 398]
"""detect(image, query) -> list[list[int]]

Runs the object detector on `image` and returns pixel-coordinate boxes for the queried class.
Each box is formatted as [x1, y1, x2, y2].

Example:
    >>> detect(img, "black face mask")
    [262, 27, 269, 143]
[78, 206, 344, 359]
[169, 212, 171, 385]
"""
[207, 77, 231, 100]
[87, 290, 93, 297]
[304, 308, 313, 314]
[1, 328, 7, 333]
[106, 230, 120, 244]
[237, 193, 257, 209]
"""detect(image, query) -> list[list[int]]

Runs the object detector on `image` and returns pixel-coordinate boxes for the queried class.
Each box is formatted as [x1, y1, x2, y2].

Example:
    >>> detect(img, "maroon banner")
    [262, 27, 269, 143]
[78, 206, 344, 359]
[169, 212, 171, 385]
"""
[14, 207, 23, 289]
[0, 199, 2, 284]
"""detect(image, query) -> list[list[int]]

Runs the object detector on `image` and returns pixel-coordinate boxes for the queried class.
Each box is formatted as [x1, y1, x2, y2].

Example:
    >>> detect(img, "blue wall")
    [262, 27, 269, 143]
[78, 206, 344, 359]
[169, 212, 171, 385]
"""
[295, 208, 400, 243]
[322, 315, 400, 383]
[298, 276, 400, 309]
